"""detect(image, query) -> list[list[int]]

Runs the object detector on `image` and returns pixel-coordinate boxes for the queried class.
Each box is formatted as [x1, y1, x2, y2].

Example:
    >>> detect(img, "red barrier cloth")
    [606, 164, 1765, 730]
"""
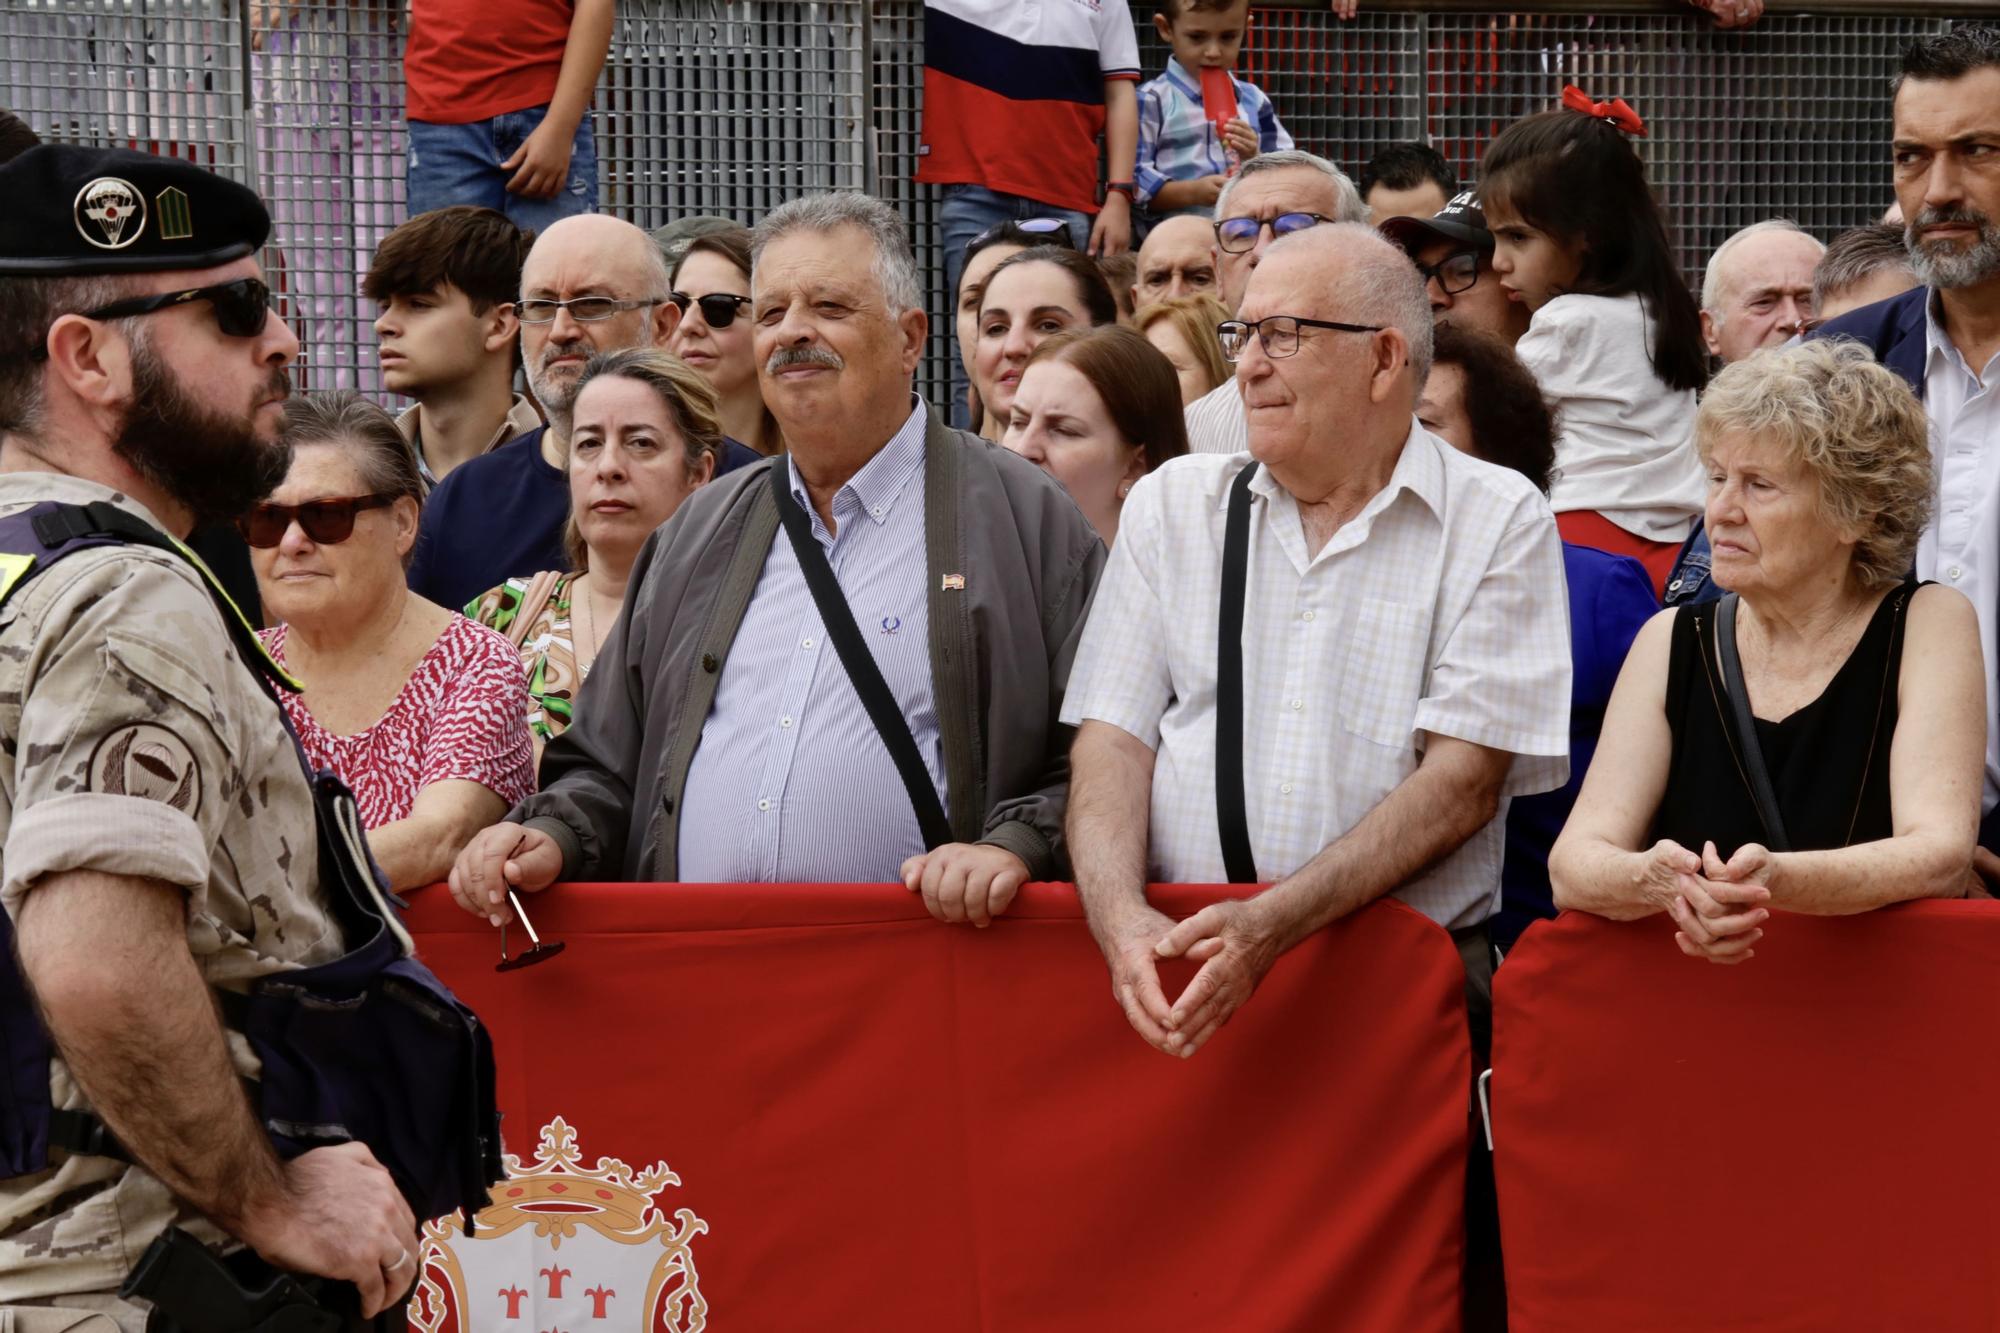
[1493, 904, 2000, 1332]
[403, 884, 1470, 1332]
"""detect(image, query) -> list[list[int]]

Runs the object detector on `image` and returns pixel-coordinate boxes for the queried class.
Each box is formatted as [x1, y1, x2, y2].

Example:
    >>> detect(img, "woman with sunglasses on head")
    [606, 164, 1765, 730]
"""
[953, 218, 1075, 433]
[667, 227, 782, 459]
[470, 349, 724, 756]
[972, 246, 1118, 443]
[249, 392, 536, 893]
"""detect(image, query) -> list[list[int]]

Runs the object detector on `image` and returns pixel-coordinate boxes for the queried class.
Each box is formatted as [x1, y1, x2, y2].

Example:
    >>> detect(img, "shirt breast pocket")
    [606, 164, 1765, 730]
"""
[1338, 597, 1430, 750]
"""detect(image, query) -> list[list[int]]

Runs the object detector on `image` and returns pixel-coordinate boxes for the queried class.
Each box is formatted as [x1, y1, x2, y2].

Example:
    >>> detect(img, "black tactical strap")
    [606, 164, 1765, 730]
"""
[770, 465, 953, 850]
[1215, 461, 1260, 884]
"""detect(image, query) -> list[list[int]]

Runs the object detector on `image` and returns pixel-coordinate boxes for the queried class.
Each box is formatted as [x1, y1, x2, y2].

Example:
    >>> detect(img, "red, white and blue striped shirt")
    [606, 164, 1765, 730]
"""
[917, 0, 1141, 215]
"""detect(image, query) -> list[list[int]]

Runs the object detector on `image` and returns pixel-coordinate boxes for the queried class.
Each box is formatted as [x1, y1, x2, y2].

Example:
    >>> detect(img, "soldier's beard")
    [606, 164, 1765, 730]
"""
[112, 339, 294, 529]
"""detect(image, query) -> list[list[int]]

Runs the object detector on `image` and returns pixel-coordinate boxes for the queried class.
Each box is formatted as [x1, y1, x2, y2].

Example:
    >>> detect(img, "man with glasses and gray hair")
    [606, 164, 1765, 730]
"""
[1182, 148, 1368, 454]
[1064, 222, 1570, 1061]
[451, 192, 1105, 929]
[407, 212, 686, 611]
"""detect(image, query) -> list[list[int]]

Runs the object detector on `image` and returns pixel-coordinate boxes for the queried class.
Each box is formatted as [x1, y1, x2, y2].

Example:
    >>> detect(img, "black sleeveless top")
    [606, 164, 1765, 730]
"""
[1652, 583, 1918, 859]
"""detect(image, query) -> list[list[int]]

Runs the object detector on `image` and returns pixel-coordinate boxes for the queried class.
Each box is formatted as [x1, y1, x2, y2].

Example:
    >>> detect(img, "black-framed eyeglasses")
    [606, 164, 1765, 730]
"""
[1217, 315, 1385, 361]
[1213, 212, 1333, 254]
[669, 290, 754, 329]
[34, 277, 274, 360]
[237, 492, 400, 548]
[517, 296, 660, 324]
[1415, 249, 1482, 296]
[969, 216, 1078, 255]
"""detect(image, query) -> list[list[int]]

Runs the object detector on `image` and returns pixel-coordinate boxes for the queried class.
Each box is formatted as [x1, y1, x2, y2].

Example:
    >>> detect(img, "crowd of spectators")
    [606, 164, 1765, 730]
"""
[15, 2, 2000, 1323]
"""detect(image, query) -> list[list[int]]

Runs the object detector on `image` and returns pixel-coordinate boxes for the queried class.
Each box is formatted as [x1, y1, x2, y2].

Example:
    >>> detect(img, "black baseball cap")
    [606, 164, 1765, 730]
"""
[0, 144, 270, 276]
[1380, 189, 1493, 255]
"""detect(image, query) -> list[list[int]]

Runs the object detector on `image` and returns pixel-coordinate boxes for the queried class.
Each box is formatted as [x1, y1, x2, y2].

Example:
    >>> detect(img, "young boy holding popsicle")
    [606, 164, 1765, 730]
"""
[1135, 0, 1293, 219]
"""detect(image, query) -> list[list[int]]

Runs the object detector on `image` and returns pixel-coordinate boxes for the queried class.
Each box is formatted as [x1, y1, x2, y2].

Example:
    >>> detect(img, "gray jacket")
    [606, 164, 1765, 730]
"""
[515, 414, 1107, 881]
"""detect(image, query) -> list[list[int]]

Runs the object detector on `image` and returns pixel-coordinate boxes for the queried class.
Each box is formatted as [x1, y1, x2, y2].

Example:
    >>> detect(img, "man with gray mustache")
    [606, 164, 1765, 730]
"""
[451, 193, 1105, 923]
[407, 213, 694, 611]
[1815, 22, 2000, 867]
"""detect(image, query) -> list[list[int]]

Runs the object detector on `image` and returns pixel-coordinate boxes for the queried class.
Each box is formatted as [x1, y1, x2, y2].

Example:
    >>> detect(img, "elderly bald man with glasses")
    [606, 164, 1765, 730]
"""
[1065, 222, 1571, 1063]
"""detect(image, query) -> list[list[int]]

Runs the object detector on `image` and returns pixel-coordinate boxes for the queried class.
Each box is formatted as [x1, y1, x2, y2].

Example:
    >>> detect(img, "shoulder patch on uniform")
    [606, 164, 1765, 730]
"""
[88, 722, 201, 815]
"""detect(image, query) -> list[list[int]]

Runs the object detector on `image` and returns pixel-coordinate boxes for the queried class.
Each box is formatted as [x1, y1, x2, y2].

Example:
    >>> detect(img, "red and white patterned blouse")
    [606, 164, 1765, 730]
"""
[259, 615, 537, 828]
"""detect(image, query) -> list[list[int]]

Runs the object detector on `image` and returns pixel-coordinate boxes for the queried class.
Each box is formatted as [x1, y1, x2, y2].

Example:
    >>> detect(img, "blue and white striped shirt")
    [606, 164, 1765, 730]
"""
[677, 400, 945, 883]
[1135, 58, 1293, 212]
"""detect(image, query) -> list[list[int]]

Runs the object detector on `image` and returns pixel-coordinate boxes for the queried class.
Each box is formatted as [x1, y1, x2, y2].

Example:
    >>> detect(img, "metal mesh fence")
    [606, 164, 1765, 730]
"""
[0, 1, 1965, 399]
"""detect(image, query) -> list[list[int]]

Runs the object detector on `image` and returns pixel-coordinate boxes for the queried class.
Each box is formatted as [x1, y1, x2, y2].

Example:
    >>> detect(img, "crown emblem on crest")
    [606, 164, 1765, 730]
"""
[74, 177, 146, 250]
[413, 1117, 708, 1331]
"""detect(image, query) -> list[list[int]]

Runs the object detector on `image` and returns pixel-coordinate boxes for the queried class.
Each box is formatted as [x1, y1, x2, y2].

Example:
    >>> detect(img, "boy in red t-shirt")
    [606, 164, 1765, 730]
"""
[402, 0, 611, 228]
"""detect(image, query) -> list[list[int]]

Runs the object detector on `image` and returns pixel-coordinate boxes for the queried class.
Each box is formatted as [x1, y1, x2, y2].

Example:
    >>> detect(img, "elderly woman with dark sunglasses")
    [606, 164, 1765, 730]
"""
[667, 227, 781, 457]
[248, 392, 535, 892]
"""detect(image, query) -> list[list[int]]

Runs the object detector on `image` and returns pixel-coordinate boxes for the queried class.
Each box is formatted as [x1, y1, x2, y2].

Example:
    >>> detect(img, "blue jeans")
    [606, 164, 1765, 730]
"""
[938, 184, 1091, 430]
[406, 106, 598, 230]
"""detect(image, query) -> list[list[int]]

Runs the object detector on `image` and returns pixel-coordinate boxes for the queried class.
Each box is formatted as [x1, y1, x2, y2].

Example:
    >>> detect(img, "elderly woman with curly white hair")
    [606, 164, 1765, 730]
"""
[1551, 340, 1985, 963]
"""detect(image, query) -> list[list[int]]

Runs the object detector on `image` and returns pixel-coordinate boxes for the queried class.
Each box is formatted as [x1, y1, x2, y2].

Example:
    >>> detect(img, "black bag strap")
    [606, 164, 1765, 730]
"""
[770, 464, 953, 851]
[1215, 461, 1260, 883]
[1715, 594, 1791, 853]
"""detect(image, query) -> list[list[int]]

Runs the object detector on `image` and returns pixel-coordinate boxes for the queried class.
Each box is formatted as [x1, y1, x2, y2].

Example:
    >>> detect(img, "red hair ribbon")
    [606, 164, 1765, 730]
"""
[1560, 84, 1648, 138]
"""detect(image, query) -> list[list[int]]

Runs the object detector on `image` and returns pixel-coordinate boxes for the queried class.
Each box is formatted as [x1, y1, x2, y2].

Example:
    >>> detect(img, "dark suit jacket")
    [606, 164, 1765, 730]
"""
[1808, 284, 1927, 393]
[1811, 286, 2000, 849]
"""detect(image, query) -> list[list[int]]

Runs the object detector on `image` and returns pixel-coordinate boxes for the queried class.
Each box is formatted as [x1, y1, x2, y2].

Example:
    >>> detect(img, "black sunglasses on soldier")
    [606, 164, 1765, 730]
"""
[237, 492, 400, 548]
[33, 277, 275, 360]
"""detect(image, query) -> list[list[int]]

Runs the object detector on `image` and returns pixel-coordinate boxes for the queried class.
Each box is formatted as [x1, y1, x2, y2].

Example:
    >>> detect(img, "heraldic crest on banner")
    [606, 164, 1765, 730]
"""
[413, 1117, 708, 1331]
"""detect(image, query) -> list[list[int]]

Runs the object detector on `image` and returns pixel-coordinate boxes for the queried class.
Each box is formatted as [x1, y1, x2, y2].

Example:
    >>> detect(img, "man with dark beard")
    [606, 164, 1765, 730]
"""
[1815, 23, 2000, 862]
[0, 146, 423, 1326]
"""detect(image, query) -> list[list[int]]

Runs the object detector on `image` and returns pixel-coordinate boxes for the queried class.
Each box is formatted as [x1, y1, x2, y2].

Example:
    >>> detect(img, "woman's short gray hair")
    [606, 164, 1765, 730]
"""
[1696, 339, 1933, 591]
[751, 193, 922, 314]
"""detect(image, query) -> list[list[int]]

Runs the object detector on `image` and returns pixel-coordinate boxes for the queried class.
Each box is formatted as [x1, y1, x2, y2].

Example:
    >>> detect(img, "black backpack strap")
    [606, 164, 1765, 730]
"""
[1215, 461, 1260, 884]
[1715, 594, 1791, 853]
[30, 502, 298, 701]
[769, 464, 953, 851]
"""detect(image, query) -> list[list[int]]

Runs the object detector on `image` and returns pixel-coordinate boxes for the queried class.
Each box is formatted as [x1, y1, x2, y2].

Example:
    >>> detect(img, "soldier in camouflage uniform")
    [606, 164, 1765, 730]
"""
[0, 147, 420, 1330]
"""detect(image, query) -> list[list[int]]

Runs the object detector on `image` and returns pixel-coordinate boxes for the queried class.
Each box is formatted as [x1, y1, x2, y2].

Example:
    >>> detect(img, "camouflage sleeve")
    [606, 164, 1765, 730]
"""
[0, 552, 247, 923]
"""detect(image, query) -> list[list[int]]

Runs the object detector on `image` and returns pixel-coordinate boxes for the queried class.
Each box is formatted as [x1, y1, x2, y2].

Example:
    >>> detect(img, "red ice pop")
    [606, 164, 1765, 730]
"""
[1200, 67, 1241, 172]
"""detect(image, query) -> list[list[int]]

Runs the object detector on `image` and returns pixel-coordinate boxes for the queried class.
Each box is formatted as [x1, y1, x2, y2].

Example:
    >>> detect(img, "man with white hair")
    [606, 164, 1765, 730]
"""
[1062, 222, 1570, 1058]
[451, 193, 1104, 927]
[1699, 218, 1825, 364]
[408, 212, 685, 610]
[1181, 149, 1369, 454]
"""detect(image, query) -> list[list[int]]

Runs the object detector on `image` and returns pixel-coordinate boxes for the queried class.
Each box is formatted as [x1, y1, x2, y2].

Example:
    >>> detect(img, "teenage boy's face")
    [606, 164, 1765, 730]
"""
[372, 284, 513, 397]
[1153, 1, 1249, 71]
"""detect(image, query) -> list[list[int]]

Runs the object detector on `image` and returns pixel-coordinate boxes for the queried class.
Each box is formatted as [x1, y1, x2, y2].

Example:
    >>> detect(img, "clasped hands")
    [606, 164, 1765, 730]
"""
[1088, 895, 1287, 1060]
[1639, 838, 1773, 965]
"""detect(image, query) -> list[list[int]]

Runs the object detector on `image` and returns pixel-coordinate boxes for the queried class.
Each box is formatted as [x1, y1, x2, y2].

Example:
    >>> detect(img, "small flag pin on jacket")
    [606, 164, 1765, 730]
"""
[942, 574, 965, 591]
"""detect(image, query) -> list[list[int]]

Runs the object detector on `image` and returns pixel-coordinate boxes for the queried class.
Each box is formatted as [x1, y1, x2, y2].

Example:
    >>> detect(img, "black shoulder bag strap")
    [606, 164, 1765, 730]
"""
[1215, 461, 1260, 883]
[770, 464, 953, 850]
[1715, 593, 1792, 853]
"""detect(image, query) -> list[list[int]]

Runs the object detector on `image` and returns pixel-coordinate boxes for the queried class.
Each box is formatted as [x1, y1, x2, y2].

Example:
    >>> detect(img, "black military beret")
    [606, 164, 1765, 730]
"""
[0, 144, 270, 277]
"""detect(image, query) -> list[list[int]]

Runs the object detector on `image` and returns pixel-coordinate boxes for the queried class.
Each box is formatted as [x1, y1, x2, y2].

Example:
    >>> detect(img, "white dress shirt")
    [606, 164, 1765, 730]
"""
[678, 401, 947, 881]
[1920, 296, 2000, 812]
[1061, 425, 1573, 929]
[1185, 375, 1247, 456]
[1518, 293, 1704, 543]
